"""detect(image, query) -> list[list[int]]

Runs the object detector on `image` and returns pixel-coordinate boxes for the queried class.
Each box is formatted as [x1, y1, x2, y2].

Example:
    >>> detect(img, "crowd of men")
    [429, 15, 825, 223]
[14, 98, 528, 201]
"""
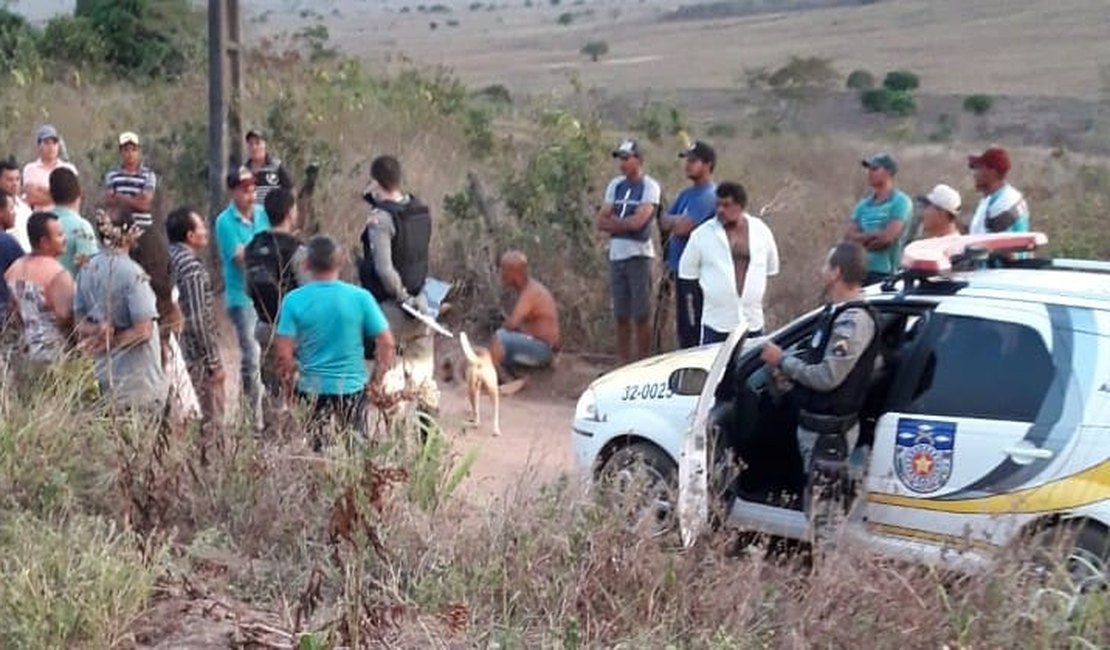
[0, 120, 1030, 450]
[0, 124, 565, 451]
[596, 138, 1030, 361]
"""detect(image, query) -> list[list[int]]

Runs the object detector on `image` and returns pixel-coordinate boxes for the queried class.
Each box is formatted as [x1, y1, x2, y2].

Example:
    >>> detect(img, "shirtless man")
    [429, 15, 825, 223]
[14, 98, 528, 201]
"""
[489, 251, 560, 388]
[679, 182, 779, 344]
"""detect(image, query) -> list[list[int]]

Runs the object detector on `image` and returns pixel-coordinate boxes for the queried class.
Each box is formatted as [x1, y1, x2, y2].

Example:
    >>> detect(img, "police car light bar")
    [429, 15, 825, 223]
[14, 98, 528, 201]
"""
[900, 232, 1048, 275]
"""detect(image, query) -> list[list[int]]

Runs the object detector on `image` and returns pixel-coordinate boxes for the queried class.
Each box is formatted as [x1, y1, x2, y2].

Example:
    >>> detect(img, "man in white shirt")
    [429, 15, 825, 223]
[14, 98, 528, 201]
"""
[0, 158, 31, 252]
[679, 181, 779, 344]
[967, 146, 1029, 234]
[595, 139, 661, 364]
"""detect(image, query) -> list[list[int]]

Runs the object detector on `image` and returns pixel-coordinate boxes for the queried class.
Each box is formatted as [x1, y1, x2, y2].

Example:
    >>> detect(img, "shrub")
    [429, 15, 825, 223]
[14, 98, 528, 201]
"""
[886, 90, 917, 116]
[73, 0, 201, 81]
[558, 11, 574, 25]
[0, 513, 162, 649]
[963, 93, 994, 115]
[475, 83, 512, 105]
[860, 87, 892, 113]
[580, 40, 608, 62]
[0, 9, 42, 78]
[882, 69, 920, 91]
[845, 68, 875, 90]
[39, 15, 107, 69]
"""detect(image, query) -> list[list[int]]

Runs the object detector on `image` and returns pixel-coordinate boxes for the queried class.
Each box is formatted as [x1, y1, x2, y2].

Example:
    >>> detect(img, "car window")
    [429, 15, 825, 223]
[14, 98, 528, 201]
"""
[906, 314, 1053, 421]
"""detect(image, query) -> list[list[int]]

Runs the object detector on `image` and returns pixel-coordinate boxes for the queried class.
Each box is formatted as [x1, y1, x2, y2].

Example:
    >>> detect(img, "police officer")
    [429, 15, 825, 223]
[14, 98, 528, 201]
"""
[245, 129, 293, 207]
[759, 241, 879, 482]
[358, 155, 438, 416]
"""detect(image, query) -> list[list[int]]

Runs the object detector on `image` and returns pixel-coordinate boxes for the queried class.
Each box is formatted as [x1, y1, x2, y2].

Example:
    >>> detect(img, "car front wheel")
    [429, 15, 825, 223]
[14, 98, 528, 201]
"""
[597, 442, 679, 540]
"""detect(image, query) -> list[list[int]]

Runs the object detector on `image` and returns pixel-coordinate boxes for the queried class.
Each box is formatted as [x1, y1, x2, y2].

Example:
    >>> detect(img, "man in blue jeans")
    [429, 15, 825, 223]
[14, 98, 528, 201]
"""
[662, 140, 718, 349]
[214, 166, 270, 430]
[275, 235, 395, 451]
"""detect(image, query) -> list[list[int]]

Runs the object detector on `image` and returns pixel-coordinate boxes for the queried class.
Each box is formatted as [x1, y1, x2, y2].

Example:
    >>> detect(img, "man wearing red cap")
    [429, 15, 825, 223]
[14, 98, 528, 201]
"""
[968, 147, 1029, 235]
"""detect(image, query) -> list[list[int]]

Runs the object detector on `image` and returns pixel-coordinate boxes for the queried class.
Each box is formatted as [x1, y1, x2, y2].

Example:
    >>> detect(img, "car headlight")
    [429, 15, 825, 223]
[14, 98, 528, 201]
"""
[574, 388, 603, 422]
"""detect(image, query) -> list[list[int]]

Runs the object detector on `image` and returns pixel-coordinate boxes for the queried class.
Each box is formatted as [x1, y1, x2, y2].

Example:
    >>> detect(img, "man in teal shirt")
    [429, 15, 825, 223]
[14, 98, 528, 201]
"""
[48, 167, 98, 276]
[214, 166, 271, 430]
[275, 234, 395, 451]
[846, 153, 912, 285]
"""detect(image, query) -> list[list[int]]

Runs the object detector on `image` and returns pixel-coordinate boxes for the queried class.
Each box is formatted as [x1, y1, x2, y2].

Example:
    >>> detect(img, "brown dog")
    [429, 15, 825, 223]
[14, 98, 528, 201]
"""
[459, 332, 500, 436]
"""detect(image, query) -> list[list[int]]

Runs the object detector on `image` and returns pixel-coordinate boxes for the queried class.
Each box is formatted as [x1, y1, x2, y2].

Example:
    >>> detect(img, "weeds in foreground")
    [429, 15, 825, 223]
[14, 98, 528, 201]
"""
[0, 369, 1106, 647]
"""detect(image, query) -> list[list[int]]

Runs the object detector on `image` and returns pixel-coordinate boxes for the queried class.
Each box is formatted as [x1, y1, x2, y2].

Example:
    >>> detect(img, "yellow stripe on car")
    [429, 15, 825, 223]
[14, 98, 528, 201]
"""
[868, 459, 1110, 514]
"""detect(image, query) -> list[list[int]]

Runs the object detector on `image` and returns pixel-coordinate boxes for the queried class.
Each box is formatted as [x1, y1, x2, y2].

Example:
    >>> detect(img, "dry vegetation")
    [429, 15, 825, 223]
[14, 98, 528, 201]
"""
[2, 11, 1110, 647]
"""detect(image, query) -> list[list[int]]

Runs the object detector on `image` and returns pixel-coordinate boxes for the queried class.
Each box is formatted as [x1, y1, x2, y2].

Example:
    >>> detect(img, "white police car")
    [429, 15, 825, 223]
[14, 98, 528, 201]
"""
[574, 233, 1110, 576]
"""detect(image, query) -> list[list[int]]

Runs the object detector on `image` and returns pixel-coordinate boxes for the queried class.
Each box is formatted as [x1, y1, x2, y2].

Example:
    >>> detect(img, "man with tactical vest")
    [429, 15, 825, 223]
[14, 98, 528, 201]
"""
[759, 241, 879, 502]
[246, 130, 294, 208]
[358, 155, 438, 414]
[245, 187, 309, 419]
[595, 139, 661, 364]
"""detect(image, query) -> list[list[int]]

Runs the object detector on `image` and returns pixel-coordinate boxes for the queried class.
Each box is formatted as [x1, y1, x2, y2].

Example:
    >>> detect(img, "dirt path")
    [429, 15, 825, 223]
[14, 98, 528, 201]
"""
[435, 367, 588, 502]
[429, 350, 609, 502]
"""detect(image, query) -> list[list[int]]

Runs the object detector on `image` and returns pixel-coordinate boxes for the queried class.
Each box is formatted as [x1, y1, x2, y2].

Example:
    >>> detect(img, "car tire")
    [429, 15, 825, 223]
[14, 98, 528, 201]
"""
[597, 442, 679, 540]
[1032, 521, 1109, 594]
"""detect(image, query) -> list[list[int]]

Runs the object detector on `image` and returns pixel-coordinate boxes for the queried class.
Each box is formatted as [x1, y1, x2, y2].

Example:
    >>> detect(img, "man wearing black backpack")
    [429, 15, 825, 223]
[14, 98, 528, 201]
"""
[358, 155, 438, 416]
[246, 187, 309, 421]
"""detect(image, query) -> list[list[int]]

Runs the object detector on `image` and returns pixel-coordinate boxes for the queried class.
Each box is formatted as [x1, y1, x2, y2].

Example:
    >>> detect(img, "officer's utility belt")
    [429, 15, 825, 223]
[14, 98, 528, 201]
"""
[798, 411, 858, 436]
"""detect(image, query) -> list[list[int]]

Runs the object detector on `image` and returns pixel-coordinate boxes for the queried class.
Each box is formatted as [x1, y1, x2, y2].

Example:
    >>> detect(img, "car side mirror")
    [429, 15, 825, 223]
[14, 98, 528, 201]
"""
[669, 367, 708, 396]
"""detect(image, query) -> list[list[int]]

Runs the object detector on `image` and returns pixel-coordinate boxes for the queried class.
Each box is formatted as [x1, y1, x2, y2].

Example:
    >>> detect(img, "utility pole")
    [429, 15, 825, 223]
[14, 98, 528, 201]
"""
[207, 0, 243, 216]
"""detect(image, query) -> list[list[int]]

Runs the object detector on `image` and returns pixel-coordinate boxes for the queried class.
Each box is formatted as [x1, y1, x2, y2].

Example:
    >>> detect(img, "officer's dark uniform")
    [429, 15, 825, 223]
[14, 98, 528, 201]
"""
[780, 299, 880, 475]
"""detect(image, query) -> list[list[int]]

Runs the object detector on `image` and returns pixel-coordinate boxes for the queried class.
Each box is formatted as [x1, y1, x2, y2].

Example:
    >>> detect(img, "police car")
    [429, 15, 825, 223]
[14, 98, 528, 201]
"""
[574, 233, 1110, 576]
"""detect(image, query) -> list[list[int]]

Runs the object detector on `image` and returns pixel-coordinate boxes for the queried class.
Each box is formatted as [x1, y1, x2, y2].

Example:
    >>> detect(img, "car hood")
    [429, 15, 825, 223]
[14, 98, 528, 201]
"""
[590, 345, 721, 393]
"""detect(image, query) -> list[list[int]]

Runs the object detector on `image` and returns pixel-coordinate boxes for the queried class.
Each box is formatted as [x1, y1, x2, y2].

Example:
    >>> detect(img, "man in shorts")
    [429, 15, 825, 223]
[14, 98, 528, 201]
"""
[489, 250, 560, 391]
[595, 139, 660, 364]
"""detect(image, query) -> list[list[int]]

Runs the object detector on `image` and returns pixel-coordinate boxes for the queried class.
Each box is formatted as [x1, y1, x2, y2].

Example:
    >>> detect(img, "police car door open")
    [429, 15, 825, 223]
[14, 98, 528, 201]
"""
[863, 297, 1073, 552]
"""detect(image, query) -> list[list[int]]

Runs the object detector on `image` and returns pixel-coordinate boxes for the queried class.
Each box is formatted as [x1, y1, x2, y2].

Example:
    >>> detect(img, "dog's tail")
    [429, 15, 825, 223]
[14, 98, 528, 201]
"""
[459, 331, 480, 363]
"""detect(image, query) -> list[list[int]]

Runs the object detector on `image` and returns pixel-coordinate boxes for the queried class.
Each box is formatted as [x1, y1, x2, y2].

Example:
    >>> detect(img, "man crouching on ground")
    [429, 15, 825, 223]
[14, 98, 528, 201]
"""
[489, 250, 560, 393]
[274, 235, 395, 451]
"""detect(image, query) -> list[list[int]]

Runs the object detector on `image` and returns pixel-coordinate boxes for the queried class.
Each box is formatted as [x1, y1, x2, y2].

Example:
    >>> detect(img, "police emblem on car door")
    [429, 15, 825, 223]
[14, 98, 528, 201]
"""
[894, 419, 955, 493]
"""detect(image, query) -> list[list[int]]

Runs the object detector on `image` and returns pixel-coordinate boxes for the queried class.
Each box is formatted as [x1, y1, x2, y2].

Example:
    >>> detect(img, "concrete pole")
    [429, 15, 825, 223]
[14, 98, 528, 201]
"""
[227, 0, 243, 167]
[207, 0, 226, 217]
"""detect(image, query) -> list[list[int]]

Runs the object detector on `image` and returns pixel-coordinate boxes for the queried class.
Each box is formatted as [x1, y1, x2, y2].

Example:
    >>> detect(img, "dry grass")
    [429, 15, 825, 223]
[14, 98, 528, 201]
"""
[313, 0, 1110, 100]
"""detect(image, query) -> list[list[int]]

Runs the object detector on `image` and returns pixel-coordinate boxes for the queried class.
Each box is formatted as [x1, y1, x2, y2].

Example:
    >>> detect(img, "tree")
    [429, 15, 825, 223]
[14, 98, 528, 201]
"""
[860, 88, 892, 113]
[886, 90, 917, 116]
[882, 70, 920, 92]
[846, 69, 875, 90]
[73, 0, 201, 80]
[580, 40, 608, 62]
[557, 11, 574, 25]
[963, 94, 994, 115]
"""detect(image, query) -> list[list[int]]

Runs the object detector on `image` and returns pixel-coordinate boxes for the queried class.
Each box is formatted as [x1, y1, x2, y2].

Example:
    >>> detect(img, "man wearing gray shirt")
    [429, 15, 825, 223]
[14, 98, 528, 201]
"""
[75, 207, 166, 415]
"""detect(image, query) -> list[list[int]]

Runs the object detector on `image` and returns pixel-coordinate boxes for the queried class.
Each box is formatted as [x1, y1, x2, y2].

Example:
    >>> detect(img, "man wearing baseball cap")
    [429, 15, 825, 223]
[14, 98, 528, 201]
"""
[104, 132, 181, 365]
[595, 139, 661, 364]
[916, 184, 962, 239]
[967, 146, 1029, 234]
[104, 132, 157, 218]
[663, 140, 718, 349]
[846, 152, 912, 285]
[214, 165, 271, 431]
[22, 124, 77, 212]
[245, 129, 293, 207]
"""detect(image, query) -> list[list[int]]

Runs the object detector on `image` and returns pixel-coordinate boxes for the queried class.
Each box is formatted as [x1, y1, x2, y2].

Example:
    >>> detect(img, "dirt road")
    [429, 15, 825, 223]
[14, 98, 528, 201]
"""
[435, 356, 601, 502]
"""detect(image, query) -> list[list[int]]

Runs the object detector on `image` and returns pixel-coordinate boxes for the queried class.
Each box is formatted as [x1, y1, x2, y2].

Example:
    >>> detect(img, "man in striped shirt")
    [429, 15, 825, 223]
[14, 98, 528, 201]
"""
[245, 129, 293, 207]
[104, 132, 156, 218]
[167, 207, 225, 447]
[105, 133, 179, 352]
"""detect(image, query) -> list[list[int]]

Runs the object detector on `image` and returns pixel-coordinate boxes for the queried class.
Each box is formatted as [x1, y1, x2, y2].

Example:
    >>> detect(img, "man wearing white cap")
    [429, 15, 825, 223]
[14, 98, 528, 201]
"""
[916, 184, 962, 239]
[104, 132, 157, 219]
[22, 125, 77, 212]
